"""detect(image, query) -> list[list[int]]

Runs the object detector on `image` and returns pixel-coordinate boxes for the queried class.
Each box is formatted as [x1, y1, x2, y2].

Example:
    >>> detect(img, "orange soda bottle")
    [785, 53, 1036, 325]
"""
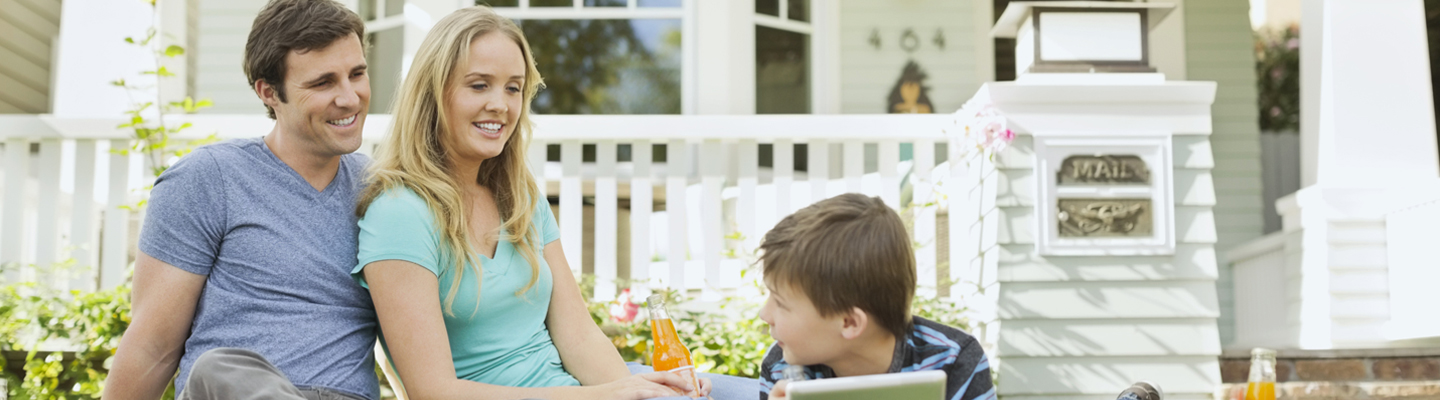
[647, 294, 702, 398]
[1244, 348, 1277, 400]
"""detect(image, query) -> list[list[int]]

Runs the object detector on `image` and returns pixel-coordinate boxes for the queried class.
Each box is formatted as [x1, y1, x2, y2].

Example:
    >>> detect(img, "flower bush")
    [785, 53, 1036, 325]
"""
[1256, 25, 1299, 132]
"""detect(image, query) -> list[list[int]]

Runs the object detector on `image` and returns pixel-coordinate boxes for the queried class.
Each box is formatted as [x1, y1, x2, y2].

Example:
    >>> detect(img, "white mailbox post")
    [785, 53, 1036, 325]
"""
[985, 2, 1224, 399]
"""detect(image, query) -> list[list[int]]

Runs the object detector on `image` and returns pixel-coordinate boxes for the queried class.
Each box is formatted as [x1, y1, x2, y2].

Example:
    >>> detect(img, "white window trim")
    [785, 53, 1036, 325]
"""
[361, 0, 410, 29]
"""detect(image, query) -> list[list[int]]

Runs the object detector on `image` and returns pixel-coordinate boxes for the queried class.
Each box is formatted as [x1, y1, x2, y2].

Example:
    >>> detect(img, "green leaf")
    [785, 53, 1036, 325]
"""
[123, 37, 134, 44]
[164, 45, 185, 58]
[109, 79, 126, 87]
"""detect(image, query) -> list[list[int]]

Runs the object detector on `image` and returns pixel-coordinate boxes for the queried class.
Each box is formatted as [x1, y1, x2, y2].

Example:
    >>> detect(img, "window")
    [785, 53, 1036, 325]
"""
[489, 0, 684, 115]
[489, 1, 687, 162]
[755, 0, 810, 114]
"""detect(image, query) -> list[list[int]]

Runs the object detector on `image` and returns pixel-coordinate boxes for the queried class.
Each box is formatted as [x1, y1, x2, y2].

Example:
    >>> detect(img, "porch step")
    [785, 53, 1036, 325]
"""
[1220, 348, 1440, 399]
[1220, 381, 1440, 400]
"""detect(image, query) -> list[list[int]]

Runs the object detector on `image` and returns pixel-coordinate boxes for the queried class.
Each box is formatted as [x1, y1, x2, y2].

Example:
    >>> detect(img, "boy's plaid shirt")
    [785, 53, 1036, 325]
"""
[759, 316, 996, 400]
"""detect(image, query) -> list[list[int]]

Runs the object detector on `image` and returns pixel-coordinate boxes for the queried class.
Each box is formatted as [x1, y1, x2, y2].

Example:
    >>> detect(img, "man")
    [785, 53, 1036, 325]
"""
[103, 0, 375, 399]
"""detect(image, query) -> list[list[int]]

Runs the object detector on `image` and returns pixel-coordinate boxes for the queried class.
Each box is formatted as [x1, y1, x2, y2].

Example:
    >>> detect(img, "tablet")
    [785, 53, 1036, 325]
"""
[787, 370, 947, 400]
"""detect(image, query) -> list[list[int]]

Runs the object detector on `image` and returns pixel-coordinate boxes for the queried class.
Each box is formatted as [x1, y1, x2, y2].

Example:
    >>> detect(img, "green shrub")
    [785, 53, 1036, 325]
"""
[0, 262, 153, 399]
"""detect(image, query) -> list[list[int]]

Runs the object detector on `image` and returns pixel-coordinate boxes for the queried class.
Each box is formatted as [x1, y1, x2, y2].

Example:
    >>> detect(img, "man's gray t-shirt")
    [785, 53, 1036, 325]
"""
[140, 137, 378, 400]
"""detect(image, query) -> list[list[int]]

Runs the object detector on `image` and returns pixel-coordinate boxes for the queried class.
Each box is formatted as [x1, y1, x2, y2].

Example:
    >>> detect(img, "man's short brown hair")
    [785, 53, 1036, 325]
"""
[244, 0, 366, 119]
[759, 193, 917, 339]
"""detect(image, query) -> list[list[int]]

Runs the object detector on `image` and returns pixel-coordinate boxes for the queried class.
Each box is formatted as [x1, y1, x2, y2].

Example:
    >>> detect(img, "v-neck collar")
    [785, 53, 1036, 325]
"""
[256, 137, 346, 198]
[476, 232, 513, 277]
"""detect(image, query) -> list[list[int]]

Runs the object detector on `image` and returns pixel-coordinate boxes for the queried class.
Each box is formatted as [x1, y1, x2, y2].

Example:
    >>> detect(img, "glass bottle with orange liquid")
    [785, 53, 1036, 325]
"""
[1245, 348, 1277, 400]
[648, 294, 702, 398]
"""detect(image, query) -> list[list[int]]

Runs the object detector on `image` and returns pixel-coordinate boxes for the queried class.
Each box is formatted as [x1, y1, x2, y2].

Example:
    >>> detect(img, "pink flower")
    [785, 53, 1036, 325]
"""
[609, 289, 640, 323]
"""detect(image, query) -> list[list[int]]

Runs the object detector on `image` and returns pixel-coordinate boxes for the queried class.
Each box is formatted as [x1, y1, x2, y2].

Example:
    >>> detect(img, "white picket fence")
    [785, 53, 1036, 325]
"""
[0, 114, 993, 302]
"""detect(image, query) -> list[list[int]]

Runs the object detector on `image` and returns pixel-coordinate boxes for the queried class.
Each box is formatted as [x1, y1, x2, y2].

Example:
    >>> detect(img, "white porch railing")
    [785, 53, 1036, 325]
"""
[0, 113, 990, 302]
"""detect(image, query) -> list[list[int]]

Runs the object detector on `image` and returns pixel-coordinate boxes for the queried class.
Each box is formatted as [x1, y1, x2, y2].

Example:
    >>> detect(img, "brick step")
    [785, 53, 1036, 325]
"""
[1220, 381, 1440, 400]
[1221, 351, 1440, 383]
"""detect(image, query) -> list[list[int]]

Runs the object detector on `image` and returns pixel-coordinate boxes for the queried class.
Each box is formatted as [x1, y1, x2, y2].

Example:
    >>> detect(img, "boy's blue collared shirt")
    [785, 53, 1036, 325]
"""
[759, 316, 996, 400]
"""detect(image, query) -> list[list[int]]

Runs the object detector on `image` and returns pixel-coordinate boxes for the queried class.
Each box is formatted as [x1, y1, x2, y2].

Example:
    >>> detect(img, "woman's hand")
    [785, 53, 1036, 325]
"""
[591, 372, 694, 400]
[697, 377, 713, 397]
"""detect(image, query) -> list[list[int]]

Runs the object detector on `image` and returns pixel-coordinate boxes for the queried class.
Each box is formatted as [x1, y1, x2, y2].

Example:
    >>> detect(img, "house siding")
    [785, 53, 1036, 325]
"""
[1185, 0, 1265, 348]
[0, 0, 62, 113]
[194, 0, 265, 114]
[837, 0, 985, 115]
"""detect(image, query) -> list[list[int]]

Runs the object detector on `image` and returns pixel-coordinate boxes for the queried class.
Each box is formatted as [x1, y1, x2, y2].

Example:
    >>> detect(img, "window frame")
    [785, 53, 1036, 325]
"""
[754, 0, 837, 115]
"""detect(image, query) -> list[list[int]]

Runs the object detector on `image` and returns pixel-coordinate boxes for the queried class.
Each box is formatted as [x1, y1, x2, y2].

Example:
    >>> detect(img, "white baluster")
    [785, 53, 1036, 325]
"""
[560, 140, 582, 275]
[700, 140, 723, 299]
[528, 139, 547, 199]
[70, 140, 98, 292]
[913, 140, 937, 298]
[665, 139, 687, 292]
[594, 140, 618, 301]
[100, 139, 130, 290]
[737, 139, 758, 254]
[879, 140, 900, 209]
[629, 140, 652, 298]
[35, 139, 62, 286]
[2, 138, 29, 283]
[950, 144, 976, 300]
[844, 140, 863, 195]
[808, 140, 828, 204]
[774, 139, 793, 217]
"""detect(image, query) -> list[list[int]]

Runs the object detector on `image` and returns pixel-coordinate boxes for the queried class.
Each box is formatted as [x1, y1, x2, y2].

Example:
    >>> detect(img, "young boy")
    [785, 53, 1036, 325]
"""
[756, 193, 995, 400]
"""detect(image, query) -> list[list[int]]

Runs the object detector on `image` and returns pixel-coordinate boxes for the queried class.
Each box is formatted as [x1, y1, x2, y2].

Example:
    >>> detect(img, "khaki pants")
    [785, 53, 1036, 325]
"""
[180, 348, 367, 400]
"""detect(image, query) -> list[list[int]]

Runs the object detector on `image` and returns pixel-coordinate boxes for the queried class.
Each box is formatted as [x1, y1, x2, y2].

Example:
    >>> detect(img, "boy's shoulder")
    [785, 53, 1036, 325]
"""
[903, 316, 983, 371]
[908, 316, 977, 350]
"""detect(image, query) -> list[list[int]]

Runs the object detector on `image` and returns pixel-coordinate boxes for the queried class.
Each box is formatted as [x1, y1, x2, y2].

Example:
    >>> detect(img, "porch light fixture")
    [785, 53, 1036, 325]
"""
[991, 1, 1176, 74]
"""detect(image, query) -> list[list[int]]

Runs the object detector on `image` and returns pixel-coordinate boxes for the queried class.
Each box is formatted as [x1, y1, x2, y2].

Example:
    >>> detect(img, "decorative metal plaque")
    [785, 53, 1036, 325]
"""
[1057, 198, 1153, 237]
[1057, 155, 1150, 185]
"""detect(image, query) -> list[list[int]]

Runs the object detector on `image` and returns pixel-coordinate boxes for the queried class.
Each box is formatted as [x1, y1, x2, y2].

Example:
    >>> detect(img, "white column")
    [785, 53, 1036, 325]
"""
[52, 0, 155, 117]
[1302, 0, 1437, 188]
[694, 0, 754, 114]
[810, 0, 841, 115]
[158, 0, 191, 106]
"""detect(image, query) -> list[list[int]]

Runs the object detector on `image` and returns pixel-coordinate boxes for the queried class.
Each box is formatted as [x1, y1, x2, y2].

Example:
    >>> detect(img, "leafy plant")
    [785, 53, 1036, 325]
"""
[109, 0, 217, 184]
[0, 261, 159, 400]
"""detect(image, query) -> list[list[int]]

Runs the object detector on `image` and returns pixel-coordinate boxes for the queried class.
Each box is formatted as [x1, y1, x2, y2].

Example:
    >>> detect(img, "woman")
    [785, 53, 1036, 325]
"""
[352, 6, 732, 400]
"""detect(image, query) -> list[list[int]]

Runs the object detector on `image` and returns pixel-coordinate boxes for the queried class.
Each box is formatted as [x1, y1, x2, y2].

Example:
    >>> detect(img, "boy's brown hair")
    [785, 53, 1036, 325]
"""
[759, 193, 917, 339]
[244, 0, 367, 119]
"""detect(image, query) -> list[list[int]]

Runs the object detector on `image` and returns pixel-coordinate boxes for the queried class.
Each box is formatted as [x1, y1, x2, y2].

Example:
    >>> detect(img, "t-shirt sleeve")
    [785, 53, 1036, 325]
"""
[759, 342, 786, 399]
[353, 188, 443, 288]
[535, 198, 560, 245]
[946, 336, 996, 400]
[138, 149, 226, 276]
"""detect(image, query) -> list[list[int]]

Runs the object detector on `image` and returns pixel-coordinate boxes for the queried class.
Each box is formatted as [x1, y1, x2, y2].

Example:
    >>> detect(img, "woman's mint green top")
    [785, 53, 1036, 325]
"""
[353, 187, 579, 388]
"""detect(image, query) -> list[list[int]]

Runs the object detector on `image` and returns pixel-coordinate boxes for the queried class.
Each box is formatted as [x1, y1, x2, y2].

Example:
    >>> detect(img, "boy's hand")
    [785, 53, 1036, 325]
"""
[770, 379, 792, 400]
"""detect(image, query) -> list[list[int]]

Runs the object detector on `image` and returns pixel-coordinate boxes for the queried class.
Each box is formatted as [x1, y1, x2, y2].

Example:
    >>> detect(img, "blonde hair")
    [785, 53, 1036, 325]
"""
[358, 6, 546, 316]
